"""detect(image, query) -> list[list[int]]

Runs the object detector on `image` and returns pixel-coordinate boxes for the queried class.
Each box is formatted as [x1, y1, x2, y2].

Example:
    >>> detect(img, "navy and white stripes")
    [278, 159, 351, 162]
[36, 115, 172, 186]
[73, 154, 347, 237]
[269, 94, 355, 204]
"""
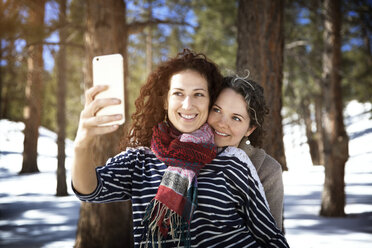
[74, 146, 289, 247]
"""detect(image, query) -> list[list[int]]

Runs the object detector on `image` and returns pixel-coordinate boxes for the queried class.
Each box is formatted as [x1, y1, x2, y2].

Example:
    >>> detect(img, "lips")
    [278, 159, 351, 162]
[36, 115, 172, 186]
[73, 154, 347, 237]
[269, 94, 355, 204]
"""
[179, 113, 197, 120]
[214, 130, 229, 137]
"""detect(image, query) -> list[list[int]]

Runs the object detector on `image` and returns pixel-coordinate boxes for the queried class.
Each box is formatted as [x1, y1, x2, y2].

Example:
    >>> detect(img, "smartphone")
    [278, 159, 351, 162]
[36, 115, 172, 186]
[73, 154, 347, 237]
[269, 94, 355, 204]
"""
[92, 54, 125, 126]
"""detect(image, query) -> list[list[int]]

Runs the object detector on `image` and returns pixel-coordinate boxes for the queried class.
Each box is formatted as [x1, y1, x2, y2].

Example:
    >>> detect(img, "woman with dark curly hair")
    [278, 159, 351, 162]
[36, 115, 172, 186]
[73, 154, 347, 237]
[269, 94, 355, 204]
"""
[72, 49, 288, 247]
[208, 75, 284, 231]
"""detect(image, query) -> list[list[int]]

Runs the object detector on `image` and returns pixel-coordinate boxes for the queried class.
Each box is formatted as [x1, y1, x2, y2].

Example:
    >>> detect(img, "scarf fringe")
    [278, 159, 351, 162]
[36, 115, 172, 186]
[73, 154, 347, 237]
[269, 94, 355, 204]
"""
[142, 199, 189, 248]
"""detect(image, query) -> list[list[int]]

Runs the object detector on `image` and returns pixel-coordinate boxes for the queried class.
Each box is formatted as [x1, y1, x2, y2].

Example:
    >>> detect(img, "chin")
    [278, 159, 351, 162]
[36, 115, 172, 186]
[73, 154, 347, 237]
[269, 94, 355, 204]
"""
[176, 125, 198, 133]
[179, 123, 204, 133]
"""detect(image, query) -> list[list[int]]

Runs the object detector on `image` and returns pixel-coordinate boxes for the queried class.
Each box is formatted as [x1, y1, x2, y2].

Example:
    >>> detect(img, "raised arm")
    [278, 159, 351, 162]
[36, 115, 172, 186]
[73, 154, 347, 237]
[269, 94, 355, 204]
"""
[71, 85, 123, 194]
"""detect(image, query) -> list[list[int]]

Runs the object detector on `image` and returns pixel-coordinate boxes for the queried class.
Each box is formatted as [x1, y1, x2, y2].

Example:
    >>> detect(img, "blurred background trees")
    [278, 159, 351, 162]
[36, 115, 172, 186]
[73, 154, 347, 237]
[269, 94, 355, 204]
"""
[1, 0, 371, 246]
[21, 0, 46, 174]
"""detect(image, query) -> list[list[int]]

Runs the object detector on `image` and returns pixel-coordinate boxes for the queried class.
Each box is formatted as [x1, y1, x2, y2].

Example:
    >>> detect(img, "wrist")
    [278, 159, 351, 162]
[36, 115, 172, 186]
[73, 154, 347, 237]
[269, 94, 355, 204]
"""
[73, 139, 93, 153]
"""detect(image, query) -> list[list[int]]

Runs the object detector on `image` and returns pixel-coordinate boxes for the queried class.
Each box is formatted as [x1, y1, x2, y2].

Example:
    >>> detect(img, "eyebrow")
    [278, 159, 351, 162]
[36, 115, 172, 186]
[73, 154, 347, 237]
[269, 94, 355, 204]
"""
[171, 88, 207, 91]
[214, 103, 247, 119]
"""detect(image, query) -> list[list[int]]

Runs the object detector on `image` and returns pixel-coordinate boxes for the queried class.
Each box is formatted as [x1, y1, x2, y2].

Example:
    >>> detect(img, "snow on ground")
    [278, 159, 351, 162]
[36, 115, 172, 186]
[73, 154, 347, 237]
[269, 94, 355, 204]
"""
[283, 100, 372, 248]
[0, 100, 371, 247]
[0, 121, 79, 248]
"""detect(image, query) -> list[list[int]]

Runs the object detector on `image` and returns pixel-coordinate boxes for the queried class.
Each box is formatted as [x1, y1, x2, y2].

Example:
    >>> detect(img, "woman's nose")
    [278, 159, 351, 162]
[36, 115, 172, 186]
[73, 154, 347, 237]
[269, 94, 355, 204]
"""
[217, 115, 228, 127]
[182, 96, 192, 109]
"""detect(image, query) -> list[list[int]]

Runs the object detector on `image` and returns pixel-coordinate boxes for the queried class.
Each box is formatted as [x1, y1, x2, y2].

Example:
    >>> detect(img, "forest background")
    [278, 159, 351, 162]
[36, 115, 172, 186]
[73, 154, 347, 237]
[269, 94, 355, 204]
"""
[1, 0, 371, 247]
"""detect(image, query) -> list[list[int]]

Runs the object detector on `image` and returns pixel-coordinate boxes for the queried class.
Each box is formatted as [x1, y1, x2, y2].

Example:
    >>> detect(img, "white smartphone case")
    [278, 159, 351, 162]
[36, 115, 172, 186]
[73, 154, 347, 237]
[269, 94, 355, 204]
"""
[92, 54, 125, 126]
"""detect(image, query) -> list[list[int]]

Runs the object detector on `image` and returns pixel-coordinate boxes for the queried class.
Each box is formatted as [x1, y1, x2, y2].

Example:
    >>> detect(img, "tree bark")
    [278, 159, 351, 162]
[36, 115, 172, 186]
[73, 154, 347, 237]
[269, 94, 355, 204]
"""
[20, 0, 46, 174]
[301, 98, 321, 165]
[74, 0, 133, 247]
[320, 0, 349, 217]
[56, 0, 68, 196]
[236, 0, 287, 170]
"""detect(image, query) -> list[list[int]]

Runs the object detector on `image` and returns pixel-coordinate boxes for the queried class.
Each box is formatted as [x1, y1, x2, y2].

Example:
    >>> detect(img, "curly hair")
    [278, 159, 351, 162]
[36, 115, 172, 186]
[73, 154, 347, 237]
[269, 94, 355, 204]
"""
[222, 76, 269, 148]
[122, 49, 223, 148]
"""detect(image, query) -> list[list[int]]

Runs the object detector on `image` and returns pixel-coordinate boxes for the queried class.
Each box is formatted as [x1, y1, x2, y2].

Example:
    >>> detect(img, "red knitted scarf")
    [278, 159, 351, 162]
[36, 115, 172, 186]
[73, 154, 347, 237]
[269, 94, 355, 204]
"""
[142, 122, 216, 247]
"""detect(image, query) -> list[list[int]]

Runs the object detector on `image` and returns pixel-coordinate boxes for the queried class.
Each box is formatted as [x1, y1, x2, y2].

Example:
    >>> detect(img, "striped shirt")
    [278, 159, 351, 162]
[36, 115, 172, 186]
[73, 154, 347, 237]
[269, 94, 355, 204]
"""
[74, 146, 289, 248]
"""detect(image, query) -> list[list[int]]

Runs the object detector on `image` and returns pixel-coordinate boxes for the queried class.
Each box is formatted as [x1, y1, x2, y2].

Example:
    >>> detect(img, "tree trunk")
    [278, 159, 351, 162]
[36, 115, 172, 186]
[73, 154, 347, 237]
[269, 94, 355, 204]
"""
[301, 99, 321, 165]
[20, 0, 46, 174]
[320, 0, 349, 217]
[236, 0, 287, 170]
[74, 0, 133, 247]
[56, 0, 68, 196]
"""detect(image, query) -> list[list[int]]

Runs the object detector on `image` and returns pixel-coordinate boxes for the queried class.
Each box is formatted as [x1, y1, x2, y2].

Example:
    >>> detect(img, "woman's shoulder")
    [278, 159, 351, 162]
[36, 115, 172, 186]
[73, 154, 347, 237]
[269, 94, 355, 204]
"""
[120, 146, 152, 154]
[217, 146, 260, 182]
[109, 146, 154, 161]
[123, 146, 152, 154]
[241, 145, 282, 174]
[219, 146, 250, 161]
[260, 152, 283, 175]
[215, 146, 269, 207]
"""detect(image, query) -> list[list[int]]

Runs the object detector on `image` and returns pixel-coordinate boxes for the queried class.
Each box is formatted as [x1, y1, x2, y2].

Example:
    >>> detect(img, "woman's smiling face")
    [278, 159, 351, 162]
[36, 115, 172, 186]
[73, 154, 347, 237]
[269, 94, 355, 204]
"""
[207, 88, 256, 147]
[166, 69, 210, 133]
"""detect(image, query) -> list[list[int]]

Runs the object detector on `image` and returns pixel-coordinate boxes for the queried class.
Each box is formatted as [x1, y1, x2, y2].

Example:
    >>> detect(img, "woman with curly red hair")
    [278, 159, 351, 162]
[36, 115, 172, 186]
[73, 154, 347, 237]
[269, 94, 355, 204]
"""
[123, 49, 223, 148]
[72, 49, 288, 247]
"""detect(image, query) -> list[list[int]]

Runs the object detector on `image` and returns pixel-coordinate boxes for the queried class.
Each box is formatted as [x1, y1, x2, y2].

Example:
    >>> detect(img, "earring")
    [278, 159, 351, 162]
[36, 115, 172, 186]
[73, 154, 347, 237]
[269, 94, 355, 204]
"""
[245, 138, 251, 145]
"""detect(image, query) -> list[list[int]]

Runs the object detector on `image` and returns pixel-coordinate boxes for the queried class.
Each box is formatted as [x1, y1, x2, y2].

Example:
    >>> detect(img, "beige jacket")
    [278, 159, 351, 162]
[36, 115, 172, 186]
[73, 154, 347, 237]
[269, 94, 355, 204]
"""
[239, 139, 284, 230]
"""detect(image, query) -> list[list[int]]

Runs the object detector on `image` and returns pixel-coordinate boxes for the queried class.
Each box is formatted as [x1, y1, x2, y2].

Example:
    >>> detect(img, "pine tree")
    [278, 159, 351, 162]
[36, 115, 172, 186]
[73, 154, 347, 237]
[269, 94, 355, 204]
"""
[21, 0, 46, 174]
[56, 0, 68, 196]
[236, 0, 287, 171]
[320, 0, 349, 217]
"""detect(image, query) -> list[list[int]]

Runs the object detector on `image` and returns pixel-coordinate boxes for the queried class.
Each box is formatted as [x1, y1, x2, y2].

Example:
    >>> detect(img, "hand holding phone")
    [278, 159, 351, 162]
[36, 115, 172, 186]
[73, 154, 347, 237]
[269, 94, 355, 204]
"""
[92, 54, 125, 126]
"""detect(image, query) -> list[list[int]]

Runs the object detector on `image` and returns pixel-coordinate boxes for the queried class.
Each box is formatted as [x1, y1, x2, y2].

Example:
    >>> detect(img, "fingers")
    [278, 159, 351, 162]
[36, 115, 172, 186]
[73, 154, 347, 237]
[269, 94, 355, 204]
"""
[85, 85, 108, 105]
[82, 85, 121, 119]
[75, 85, 122, 148]
[83, 114, 123, 128]
[75, 114, 121, 147]
[87, 98, 121, 118]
